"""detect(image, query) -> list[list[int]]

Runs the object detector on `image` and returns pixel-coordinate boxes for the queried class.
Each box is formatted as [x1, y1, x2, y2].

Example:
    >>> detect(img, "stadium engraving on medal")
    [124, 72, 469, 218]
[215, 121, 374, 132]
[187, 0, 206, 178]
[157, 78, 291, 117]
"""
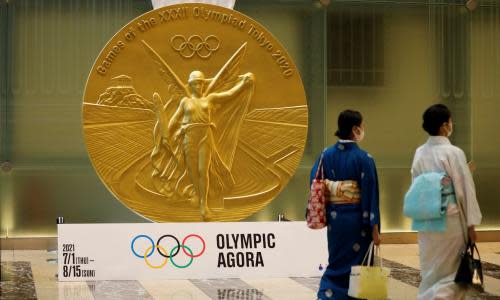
[83, 4, 308, 222]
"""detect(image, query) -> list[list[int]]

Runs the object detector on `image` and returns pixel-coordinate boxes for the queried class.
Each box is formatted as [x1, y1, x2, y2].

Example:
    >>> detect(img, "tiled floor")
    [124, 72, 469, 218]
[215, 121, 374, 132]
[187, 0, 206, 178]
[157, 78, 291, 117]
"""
[1, 243, 499, 299]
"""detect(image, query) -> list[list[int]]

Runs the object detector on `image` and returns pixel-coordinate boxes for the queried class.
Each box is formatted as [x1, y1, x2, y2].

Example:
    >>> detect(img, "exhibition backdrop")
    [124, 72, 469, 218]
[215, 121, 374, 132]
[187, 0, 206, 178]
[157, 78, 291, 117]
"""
[1, 0, 500, 237]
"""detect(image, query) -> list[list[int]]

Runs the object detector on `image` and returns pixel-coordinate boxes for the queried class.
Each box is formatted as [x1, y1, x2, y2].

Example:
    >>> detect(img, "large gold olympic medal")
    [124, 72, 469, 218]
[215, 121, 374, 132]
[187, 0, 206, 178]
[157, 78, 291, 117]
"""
[83, 4, 308, 222]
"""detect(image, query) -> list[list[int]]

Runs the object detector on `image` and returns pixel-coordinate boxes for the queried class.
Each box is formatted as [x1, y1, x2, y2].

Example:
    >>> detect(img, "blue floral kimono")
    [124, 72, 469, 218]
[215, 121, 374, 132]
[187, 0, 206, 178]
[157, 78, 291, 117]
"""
[310, 141, 381, 300]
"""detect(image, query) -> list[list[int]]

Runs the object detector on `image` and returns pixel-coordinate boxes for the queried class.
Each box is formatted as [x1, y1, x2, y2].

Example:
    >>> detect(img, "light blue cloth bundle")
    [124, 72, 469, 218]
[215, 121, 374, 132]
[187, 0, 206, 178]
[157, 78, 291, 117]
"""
[403, 172, 456, 232]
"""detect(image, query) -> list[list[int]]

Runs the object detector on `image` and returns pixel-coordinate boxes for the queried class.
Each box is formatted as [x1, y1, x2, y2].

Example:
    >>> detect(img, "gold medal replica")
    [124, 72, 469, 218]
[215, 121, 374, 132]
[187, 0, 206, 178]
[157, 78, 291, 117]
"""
[83, 4, 308, 222]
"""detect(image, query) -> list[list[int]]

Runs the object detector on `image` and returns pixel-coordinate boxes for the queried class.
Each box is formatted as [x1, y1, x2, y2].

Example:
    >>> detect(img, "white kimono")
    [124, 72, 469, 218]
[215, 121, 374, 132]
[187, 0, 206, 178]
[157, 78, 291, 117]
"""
[411, 136, 482, 300]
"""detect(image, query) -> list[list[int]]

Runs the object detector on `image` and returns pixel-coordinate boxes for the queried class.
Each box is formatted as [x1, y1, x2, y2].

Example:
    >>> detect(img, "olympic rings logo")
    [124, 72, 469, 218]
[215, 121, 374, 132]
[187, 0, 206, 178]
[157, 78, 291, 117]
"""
[131, 234, 206, 269]
[170, 35, 220, 59]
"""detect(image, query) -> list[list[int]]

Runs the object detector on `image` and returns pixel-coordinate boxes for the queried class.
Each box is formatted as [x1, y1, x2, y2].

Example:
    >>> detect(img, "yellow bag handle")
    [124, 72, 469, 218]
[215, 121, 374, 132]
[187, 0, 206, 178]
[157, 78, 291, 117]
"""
[360, 241, 383, 268]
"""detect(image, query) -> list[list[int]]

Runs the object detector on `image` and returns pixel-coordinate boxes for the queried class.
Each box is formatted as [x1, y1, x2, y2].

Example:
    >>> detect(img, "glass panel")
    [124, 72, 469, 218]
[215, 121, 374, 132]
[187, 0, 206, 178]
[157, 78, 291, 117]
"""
[326, 1, 472, 231]
[1, 1, 11, 237]
[1, 1, 7, 162]
[2, 0, 152, 237]
[8, 0, 149, 162]
[327, 2, 432, 231]
[470, 2, 500, 228]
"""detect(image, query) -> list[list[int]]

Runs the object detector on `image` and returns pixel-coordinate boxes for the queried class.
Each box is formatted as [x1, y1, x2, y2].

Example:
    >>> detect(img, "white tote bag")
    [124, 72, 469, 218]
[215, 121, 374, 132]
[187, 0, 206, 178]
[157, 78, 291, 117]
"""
[348, 242, 390, 300]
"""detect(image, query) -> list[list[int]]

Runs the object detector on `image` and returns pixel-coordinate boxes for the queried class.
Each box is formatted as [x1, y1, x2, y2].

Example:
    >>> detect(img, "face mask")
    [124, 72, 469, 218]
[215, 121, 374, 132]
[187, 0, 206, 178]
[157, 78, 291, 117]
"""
[447, 123, 453, 137]
[354, 127, 365, 142]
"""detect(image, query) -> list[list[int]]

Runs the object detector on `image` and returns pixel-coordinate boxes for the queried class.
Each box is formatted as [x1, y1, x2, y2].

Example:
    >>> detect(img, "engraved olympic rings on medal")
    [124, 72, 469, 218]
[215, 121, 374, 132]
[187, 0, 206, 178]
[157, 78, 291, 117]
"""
[131, 234, 206, 269]
[170, 35, 220, 59]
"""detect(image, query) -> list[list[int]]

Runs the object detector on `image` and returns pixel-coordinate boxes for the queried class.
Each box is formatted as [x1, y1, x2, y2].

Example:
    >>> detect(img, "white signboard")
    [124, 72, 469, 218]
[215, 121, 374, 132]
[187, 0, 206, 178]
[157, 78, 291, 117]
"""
[58, 222, 328, 281]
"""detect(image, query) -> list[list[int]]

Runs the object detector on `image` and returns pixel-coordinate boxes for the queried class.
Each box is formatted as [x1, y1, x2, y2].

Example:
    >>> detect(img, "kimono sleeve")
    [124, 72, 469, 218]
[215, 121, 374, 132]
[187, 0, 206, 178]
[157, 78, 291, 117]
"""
[448, 149, 482, 226]
[360, 154, 381, 228]
[410, 148, 423, 182]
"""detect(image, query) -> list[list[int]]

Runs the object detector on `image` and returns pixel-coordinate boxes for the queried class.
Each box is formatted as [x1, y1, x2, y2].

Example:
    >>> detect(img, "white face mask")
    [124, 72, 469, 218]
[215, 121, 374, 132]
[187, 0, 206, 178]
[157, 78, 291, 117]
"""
[354, 127, 365, 142]
[446, 122, 453, 137]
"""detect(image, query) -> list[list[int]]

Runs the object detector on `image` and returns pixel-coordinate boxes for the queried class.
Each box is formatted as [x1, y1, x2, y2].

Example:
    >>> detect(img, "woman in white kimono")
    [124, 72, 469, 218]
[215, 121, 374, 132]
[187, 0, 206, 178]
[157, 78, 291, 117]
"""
[411, 104, 482, 300]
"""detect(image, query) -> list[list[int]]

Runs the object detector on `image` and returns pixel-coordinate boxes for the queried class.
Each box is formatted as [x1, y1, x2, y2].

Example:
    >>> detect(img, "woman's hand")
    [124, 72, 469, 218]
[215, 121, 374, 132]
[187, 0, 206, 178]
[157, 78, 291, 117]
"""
[372, 224, 381, 245]
[240, 73, 255, 85]
[468, 161, 477, 172]
[468, 225, 477, 244]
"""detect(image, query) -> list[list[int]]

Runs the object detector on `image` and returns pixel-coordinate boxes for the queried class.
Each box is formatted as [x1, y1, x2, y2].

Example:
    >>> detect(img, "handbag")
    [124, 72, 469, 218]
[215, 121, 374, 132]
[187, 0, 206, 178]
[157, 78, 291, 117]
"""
[454, 180, 484, 292]
[306, 151, 327, 229]
[455, 242, 484, 292]
[348, 241, 390, 300]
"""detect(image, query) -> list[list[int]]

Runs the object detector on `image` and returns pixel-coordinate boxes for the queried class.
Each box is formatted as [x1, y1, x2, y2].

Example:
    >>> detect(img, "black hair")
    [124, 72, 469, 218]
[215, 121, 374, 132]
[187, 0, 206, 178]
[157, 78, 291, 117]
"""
[335, 110, 363, 140]
[422, 104, 451, 136]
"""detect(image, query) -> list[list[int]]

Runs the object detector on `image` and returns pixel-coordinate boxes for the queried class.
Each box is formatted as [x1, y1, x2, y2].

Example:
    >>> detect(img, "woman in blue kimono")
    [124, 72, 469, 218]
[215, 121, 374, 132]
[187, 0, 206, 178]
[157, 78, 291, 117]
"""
[310, 110, 381, 300]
